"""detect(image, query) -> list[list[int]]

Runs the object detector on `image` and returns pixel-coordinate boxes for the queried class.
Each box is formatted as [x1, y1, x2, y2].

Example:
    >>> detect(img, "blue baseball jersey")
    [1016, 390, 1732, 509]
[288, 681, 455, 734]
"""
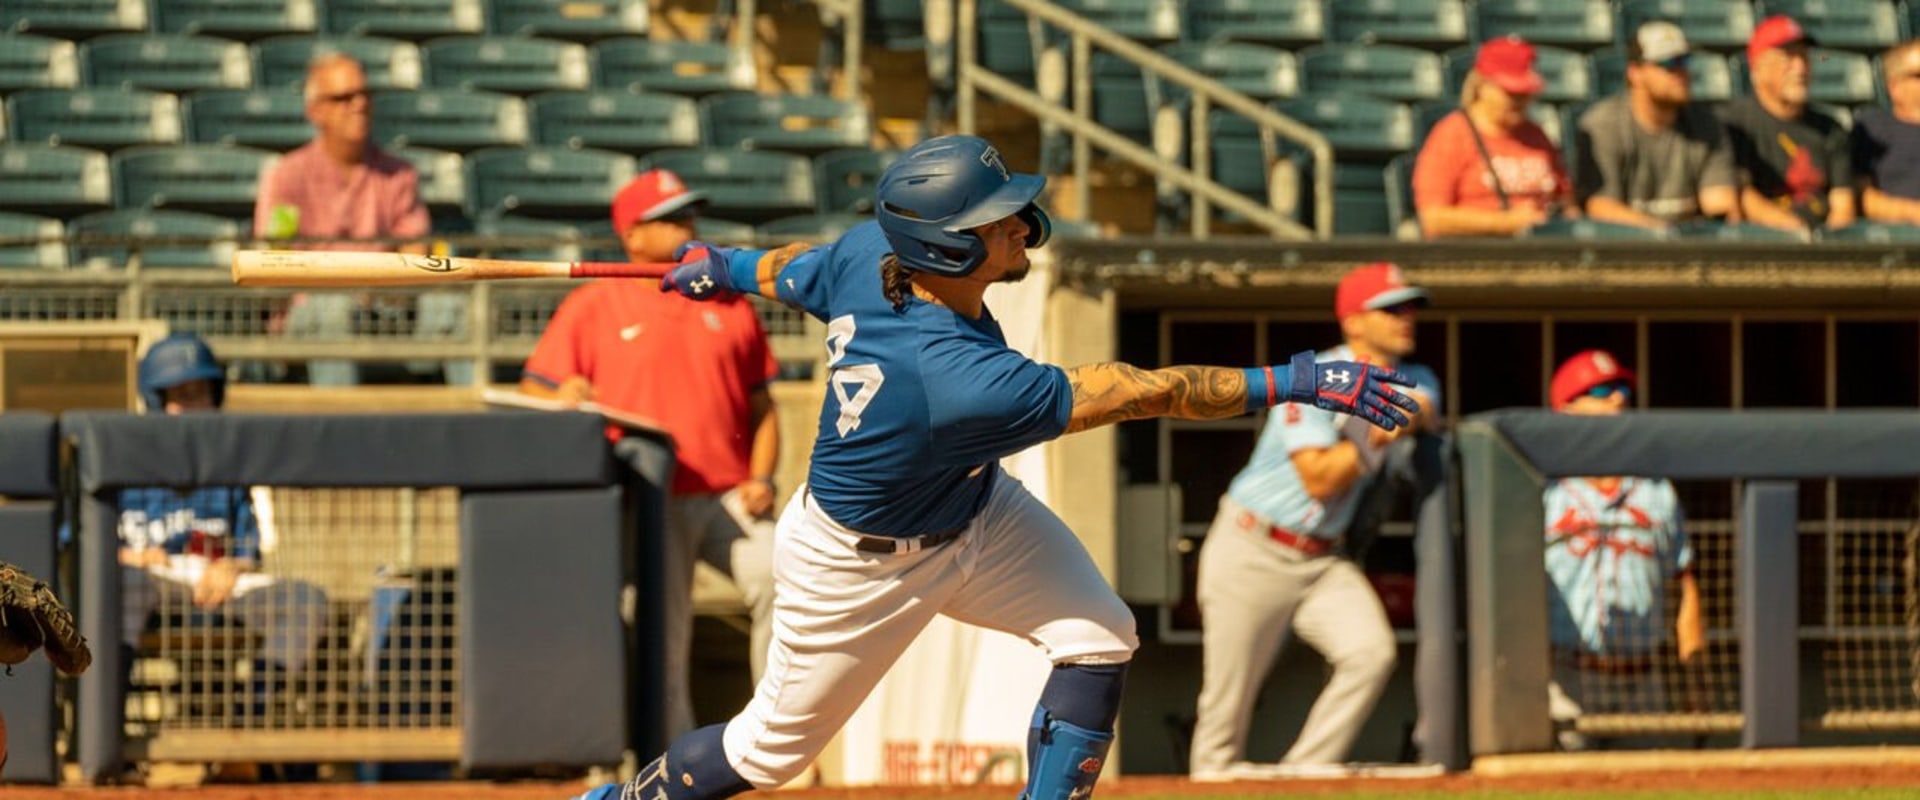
[1543, 477, 1692, 656]
[1225, 345, 1440, 539]
[770, 221, 1073, 537]
[116, 486, 261, 563]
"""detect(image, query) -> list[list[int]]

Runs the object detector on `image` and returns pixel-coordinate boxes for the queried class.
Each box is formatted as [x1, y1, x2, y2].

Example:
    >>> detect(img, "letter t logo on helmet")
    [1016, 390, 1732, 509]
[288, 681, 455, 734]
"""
[874, 135, 1053, 277]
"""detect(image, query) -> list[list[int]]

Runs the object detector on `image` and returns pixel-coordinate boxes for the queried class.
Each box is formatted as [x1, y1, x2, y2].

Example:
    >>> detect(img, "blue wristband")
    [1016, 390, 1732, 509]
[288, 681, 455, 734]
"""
[1242, 365, 1293, 413]
[1288, 350, 1317, 404]
[724, 248, 763, 293]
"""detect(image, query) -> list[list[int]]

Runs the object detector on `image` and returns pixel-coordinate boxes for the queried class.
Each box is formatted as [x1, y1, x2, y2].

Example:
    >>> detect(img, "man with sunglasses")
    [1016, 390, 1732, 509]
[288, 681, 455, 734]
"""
[1719, 14, 1857, 233]
[1188, 263, 1442, 781]
[520, 170, 780, 743]
[1851, 39, 1920, 225]
[1574, 21, 1740, 231]
[1542, 350, 1702, 751]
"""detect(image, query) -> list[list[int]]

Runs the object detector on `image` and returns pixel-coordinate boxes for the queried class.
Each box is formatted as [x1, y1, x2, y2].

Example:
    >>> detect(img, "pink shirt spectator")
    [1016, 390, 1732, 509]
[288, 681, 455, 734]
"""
[253, 141, 430, 249]
[1413, 112, 1571, 213]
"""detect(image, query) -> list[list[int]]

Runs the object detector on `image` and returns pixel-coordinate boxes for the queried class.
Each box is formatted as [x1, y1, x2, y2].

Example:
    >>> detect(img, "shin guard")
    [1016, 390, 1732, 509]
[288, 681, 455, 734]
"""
[1019, 707, 1113, 800]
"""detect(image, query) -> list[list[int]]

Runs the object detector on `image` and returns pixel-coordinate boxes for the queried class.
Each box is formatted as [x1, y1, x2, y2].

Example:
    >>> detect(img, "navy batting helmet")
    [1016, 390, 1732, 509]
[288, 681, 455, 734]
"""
[873, 135, 1052, 277]
[138, 333, 225, 412]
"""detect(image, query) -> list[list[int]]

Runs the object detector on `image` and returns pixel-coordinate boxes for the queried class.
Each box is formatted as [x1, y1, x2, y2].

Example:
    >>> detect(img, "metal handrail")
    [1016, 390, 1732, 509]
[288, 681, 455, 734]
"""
[954, 0, 1333, 240]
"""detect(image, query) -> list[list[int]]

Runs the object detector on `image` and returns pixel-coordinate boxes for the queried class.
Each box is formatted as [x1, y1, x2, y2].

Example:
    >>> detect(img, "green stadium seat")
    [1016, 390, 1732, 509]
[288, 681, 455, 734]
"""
[1384, 152, 1417, 238]
[702, 93, 872, 155]
[0, 0, 146, 38]
[0, 144, 113, 214]
[1060, 0, 1181, 42]
[1327, 0, 1469, 49]
[1298, 44, 1446, 103]
[1591, 50, 1735, 103]
[591, 39, 754, 96]
[529, 90, 701, 154]
[1415, 99, 1564, 147]
[153, 0, 318, 40]
[251, 35, 423, 90]
[1618, 0, 1755, 53]
[1278, 147, 1397, 235]
[758, 213, 870, 244]
[977, 0, 1041, 85]
[1158, 41, 1299, 100]
[473, 214, 618, 262]
[814, 148, 897, 214]
[1757, 1, 1901, 53]
[67, 208, 238, 269]
[463, 145, 636, 219]
[1190, 111, 1287, 210]
[1524, 218, 1668, 240]
[489, 0, 647, 40]
[422, 36, 590, 94]
[643, 147, 816, 223]
[1444, 44, 1592, 104]
[82, 34, 251, 92]
[371, 89, 529, 152]
[0, 34, 79, 92]
[1274, 94, 1416, 156]
[391, 146, 465, 210]
[1185, 0, 1324, 47]
[694, 216, 756, 246]
[183, 89, 309, 150]
[1472, 0, 1615, 50]
[1823, 222, 1920, 243]
[6, 88, 182, 150]
[323, 0, 483, 40]
[111, 143, 274, 214]
[0, 212, 67, 268]
[1731, 48, 1879, 106]
[868, 0, 928, 50]
[1084, 53, 1155, 143]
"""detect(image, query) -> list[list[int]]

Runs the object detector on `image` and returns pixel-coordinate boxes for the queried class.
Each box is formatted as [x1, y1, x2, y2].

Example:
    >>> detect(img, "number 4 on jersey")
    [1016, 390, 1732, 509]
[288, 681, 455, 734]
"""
[825, 315, 883, 437]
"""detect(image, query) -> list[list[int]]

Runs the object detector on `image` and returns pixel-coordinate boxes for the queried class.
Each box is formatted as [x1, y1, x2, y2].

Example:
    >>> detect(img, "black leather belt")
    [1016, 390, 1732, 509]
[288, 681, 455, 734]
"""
[855, 527, 964, 554]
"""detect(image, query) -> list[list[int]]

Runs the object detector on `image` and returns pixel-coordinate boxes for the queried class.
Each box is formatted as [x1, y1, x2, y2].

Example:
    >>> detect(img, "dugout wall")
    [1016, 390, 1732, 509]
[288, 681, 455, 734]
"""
[0, 412, 64, 783]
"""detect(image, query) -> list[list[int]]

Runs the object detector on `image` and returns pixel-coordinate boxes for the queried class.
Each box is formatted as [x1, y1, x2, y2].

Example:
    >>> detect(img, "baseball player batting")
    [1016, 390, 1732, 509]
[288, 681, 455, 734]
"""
[568, 134, 1420, 800]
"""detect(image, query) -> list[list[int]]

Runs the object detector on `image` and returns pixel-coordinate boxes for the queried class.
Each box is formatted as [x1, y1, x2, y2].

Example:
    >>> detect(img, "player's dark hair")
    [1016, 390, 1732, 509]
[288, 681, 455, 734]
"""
[881, 254, 914, 311]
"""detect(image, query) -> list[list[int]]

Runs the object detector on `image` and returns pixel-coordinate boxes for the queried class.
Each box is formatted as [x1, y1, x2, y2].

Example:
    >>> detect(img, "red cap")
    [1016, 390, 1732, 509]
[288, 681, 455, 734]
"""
[1474, 36, 1545, 96]
[1748, 15, 1814, 65]
[1550, 350, 1638, 410]
[610, 169, 707, 233]
[1336, 262, 1431, 321]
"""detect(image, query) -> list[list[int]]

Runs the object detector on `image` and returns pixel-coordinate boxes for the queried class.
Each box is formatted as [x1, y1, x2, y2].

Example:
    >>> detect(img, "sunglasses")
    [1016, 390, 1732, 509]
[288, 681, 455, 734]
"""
[1585, 380, 1632, 400]
[1376, 301, 1423, 316]
[319, 89, 370, 104]
[1637, 54, 1691, 72]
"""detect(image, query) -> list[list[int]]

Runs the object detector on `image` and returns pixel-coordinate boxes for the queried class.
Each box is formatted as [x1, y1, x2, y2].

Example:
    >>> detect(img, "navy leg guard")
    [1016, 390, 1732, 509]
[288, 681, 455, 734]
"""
[581, 724, 752, 800]
[1019, 707, 1114, 800]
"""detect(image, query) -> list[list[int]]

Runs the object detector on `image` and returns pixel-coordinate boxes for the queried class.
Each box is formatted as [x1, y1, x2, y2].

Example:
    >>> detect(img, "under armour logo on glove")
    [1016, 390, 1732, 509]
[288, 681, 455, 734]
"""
[1287, 350, 1420, 431]
[660, 240, 742, 301]
[1323, 368, 1352, 388]
[689, 274, 715, 294]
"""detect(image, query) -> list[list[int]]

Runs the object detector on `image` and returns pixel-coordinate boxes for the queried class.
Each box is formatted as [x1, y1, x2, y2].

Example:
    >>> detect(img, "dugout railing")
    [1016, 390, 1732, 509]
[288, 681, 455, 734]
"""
[1458, 410, 1920, 755]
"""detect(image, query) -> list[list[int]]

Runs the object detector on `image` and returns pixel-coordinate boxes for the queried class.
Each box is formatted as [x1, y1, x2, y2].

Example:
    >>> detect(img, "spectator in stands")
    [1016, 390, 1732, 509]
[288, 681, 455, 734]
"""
[1719, 15, 1856, 233]
[254, 54, 438, 386]
[120, 334, 329, 734]
[1852, 39, 1920, 226]
[1574, 22, 1740, 231]
[1542, 350, 1702, 751]
[1413, 35, 1576, 239]
[519, 170, 779, 740]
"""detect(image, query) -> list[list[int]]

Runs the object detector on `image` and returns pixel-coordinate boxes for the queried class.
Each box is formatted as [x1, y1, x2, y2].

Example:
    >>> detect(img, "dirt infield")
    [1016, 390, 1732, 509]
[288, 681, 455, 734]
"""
[9, 763, 1920, 800]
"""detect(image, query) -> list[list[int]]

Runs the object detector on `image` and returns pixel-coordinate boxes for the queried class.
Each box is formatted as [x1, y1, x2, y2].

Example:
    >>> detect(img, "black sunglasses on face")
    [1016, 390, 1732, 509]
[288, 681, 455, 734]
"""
[1639, 55, 1691, 72]
[320, 89, 369, 104]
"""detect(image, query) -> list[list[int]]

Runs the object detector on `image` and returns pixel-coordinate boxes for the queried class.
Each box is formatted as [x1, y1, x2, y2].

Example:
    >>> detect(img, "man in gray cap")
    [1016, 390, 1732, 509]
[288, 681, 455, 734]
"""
[1574, 21, 1740, 231]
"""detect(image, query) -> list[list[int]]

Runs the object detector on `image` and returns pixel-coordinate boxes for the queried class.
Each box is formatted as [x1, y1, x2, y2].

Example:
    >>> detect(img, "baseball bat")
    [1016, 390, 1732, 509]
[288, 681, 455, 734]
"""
[231, 250, 675, 287]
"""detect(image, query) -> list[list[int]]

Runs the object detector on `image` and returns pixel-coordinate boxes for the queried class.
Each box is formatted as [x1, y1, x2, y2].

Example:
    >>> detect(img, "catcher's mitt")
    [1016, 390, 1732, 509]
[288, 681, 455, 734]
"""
[0, 560, 91, 676]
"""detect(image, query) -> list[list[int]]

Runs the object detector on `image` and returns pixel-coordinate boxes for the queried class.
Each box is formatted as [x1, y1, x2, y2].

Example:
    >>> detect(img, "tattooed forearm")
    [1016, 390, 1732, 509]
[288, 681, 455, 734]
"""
[754, 242, 814, 296]
[1064, 363, 1248, 434]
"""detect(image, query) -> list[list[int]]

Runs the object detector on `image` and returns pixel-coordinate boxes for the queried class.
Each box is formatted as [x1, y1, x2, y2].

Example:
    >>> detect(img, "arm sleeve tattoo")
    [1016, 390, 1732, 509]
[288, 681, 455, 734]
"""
[1064, 363, 1249, 434]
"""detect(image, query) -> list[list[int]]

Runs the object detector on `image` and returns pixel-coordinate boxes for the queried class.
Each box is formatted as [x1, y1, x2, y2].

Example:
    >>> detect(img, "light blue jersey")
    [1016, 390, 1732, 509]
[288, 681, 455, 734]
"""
[1543, 477, 1692, 656]
[1224, 345, 1440, 540]
[771, 221, 1073, 537]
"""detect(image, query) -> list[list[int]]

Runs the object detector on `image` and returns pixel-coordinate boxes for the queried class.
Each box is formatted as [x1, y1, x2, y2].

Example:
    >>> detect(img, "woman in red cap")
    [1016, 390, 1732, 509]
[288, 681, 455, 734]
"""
[1412, 35, 1576, 239]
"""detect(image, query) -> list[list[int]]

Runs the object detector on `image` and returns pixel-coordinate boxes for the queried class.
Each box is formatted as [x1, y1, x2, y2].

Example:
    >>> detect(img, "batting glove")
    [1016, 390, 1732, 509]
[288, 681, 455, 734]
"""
[660, 241, 750, 300]
[1287, 350, 1420, 431]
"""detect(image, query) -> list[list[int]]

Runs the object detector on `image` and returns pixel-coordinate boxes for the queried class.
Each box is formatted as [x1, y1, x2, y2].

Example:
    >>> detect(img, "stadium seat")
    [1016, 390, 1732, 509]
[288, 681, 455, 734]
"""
[1757, 0, 1901, 53]
[1326, 0, 1470, 49]
[6, 88, 183, 150]
[1059, 0, 1181, 42]
[1414, 100, 1564, 147]
[323, 0, 484, 40]
[977, 0, 1042, 85]
[489, 0, 648, 41]
[0, 144, 113, 215]
[1158, 41, 1299, 100]
[463, 145, 636, 220]
[1524, 218, 1667, 240]
[694, 216, 757, 246]
[1384, 152, 1417, 238]
[591, 39, 754, 96]
[473, 214, 618, 262]
[1671, 220, 1809, 241]
[1083, 53, 1156, 144]
[867, 0, 929, 50]
[391, 146, 465, 211]
[111, 143, 275, 215]
[183, 89, 310, 150]
[1273, 94, 1415, 157]
[642, 148, 816, 224]
[1591, 50, 1735, 103]
[1282, 148, 1397, 236]
[1184, 110, 1288, 210]
[152, 0, 317, 40]
[1185, 0, 1325, 47]
[0, 0, 146, 38]
[0, 212, 67, 268]
[1824, 222, 1920, 243]
[1730, 48, 1878, 107]
[82, 34, 251, 93]
[757, 213, 871, 244]
[67, 208, 238, 269]
[1472, 0, 1615, 50]
[421, 36, 589, 95]
[0, 34, 79, 92]
[1298, 45, 1447, 103]
[1443, 44, 1592, 104]
[529, 90, 701, 154]
[702, 93, 872, 155]
[1618, 0, 1756, 53]
[371, 89, 529, 152]
[252, 35, 423, 91]
[814, 148, 897, 214]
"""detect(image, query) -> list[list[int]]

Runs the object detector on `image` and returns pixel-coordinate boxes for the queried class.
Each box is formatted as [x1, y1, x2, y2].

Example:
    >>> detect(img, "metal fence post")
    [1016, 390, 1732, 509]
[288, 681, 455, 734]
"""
[1740, 481, 1799, 748]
